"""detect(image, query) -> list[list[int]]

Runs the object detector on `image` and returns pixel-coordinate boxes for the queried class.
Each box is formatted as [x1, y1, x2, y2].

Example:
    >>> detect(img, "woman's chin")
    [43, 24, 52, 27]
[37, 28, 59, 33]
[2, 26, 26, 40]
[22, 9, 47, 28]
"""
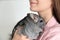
[30, 8, 39, 12]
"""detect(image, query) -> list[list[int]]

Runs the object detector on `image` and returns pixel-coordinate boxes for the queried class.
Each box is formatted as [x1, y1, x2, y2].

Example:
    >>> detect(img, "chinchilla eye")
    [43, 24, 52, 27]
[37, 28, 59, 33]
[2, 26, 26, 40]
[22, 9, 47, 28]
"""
[40, 20, 43, 23]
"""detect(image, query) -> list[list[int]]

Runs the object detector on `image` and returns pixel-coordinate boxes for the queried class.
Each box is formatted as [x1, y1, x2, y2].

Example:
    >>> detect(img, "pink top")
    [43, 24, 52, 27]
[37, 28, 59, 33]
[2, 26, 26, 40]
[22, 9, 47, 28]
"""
[39, 17, 60, 40]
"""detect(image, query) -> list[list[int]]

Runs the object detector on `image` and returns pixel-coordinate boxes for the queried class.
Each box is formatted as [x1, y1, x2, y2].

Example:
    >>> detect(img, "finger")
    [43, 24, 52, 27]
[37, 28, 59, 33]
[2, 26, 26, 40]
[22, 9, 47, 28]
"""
[14, 30, 21, 38]
[14, 30, 18, 36]
[12, 30, 22, 40]
[18, 34, 30, 40]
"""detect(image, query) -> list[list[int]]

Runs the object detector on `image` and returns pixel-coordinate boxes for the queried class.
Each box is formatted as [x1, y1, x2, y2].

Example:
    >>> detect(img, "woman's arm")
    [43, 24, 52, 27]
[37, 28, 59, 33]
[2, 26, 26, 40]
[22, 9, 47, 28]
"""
[12, 30, 30, 40]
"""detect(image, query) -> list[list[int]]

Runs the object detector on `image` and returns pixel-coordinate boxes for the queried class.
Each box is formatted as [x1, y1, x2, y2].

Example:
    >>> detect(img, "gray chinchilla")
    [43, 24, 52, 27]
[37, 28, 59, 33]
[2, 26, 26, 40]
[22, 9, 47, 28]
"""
[11, 13, 45, 40]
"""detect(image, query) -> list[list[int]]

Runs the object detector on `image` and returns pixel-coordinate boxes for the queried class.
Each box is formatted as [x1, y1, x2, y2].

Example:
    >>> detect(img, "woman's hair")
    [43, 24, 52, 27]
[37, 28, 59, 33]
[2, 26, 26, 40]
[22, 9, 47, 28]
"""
[52, 0, 60, 23]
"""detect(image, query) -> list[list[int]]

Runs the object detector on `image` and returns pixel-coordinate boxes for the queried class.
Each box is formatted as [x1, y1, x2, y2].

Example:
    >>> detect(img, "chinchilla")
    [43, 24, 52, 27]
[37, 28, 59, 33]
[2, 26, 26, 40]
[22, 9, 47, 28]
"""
[11, 13, 45, 40]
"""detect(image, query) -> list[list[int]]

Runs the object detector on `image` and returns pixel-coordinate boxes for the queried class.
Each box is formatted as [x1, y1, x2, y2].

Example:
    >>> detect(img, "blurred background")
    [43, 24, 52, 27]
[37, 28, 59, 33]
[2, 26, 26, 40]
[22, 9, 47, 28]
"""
[0, 0, 37, 40]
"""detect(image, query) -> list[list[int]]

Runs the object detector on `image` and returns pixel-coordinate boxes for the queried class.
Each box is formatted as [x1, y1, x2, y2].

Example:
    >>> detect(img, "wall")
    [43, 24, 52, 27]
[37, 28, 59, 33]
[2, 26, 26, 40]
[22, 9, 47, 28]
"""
[0, 0, 37, 40]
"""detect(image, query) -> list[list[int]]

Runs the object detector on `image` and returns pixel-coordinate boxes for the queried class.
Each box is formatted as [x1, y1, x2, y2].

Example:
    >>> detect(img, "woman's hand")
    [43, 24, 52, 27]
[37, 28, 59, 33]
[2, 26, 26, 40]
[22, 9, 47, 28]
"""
[12, 30, 30, 40]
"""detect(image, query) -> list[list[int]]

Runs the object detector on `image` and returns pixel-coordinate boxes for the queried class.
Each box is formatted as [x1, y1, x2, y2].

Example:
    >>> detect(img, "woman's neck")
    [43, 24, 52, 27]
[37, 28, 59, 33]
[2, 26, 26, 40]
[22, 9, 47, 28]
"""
[38, 7, 53, 23]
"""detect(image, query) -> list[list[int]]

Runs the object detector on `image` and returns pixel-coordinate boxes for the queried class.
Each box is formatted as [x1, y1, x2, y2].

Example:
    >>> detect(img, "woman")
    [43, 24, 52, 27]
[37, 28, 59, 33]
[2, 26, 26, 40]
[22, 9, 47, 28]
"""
[12, 0, 60, 40]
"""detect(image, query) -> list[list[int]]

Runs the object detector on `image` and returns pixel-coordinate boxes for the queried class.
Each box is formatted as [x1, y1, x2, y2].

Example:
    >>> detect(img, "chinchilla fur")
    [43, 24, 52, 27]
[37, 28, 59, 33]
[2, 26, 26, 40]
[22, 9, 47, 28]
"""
[11, 13, 45, 40]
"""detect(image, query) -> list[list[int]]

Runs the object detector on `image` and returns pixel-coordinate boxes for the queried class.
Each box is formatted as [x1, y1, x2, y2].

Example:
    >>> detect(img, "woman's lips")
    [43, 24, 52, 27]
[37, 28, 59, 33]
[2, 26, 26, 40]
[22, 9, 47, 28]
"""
[30, 2, 37, 5]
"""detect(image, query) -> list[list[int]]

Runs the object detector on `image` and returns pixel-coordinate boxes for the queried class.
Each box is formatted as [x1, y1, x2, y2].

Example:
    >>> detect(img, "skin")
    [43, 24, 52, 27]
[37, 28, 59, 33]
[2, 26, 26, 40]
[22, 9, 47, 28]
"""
[30, 0, 53, 23]
[12, 0, 53, 40]
[12, 30, 30, 40]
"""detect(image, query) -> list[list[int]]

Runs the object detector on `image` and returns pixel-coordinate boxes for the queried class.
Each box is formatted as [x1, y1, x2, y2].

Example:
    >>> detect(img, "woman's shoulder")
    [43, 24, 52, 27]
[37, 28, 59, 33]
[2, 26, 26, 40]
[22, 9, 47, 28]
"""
[54, 23, 60, 28]
[49, 23, 60, 33]
[44, 24, 60, 40]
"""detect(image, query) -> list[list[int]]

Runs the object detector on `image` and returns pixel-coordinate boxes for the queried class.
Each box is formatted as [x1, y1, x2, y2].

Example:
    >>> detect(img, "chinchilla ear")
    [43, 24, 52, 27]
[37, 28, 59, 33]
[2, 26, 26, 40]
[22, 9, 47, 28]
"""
[27, 13, 39, 23]
[27, 13, 34, 20]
